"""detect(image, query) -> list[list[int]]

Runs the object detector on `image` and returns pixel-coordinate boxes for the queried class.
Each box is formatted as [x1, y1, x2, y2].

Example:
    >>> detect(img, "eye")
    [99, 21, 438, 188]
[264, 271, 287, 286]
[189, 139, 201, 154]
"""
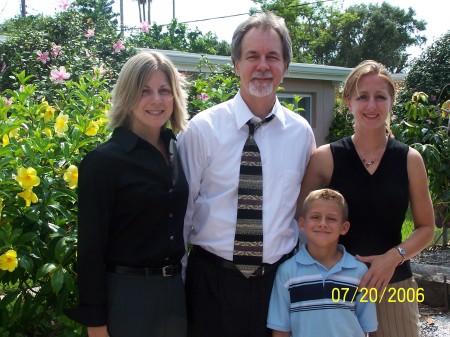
[159, 88, 172, 96]
[356, 95, 368, 101]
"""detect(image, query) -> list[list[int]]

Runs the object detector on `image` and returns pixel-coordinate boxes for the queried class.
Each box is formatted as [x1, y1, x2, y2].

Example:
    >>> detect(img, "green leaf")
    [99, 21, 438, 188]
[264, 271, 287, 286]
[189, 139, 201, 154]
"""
[18, 254, 34, 273]
[51, 268, 64, 294]
[0, 291, 20, 309]
[37, 263, 57, 279]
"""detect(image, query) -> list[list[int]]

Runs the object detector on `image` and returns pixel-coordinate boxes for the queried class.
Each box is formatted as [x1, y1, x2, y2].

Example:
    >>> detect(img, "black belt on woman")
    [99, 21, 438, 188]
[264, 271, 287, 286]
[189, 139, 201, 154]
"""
[107, 263, 181, 277]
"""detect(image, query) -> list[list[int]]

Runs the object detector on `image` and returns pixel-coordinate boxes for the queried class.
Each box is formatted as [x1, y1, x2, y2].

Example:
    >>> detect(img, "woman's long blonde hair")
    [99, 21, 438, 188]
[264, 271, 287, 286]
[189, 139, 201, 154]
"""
[108, 51, 188, 132]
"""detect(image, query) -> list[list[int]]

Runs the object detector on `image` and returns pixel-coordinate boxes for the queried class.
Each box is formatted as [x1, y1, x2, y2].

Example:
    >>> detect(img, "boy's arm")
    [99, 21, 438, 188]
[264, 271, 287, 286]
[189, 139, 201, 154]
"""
[272, 330, 290, 337]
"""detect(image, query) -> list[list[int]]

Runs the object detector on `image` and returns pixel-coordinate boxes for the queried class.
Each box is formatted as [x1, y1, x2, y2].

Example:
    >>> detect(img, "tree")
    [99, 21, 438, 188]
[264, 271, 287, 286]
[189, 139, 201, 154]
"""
[126, 19, 231, 56]
[397, 30, 450, 106]
[252, 0, 427, 72]
[134, 0, 151, 23]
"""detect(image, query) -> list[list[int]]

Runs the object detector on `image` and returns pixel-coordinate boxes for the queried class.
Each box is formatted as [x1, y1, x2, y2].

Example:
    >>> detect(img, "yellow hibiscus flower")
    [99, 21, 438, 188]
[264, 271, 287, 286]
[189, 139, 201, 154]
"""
[44, 106, 55, 123]
[54, 113, 69, 135]
[63, 165, 78, 189]
[17, 188, 39, 206]
[0, 250, 18, 272]
[9, 128, 19, 138]
[85, 121, 99, 136]
[43, 127, 53, 138]
[16, 167, 40, 190]
[2, 134, 9, 147]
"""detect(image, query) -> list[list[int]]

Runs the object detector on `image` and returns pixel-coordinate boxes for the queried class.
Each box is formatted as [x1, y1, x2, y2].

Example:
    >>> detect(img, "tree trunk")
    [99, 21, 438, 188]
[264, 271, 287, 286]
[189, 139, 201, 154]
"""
[138, 1, 142, 22]
[148, 0, 151, 23]
[21, 0, 26, 17]
[119, 0, 124, 33]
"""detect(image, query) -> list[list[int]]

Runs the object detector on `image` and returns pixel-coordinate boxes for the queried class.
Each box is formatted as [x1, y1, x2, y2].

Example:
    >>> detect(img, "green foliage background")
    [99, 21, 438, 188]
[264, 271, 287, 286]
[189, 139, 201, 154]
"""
[0, 0, 448, 335]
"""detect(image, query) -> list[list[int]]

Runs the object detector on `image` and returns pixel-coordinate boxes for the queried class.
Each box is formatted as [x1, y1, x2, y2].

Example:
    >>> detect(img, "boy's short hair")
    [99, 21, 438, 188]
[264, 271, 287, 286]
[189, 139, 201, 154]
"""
[302, 188, 348, 221]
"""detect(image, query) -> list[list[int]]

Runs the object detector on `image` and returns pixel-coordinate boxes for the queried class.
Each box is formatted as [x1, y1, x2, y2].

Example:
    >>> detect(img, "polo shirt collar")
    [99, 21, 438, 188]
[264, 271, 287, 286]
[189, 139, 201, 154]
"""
[296, 243, 360, 270]
[233, 91, 287, 130]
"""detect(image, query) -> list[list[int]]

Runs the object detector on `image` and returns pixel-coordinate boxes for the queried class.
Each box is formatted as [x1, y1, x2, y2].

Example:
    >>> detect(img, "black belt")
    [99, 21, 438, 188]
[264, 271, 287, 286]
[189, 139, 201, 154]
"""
[107, 263, 181, 277]
[191, 244, 298, 277]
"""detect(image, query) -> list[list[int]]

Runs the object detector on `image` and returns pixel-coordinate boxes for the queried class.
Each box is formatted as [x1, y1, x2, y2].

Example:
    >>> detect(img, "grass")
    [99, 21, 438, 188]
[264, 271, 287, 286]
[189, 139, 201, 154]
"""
[402, 208, 446, 247]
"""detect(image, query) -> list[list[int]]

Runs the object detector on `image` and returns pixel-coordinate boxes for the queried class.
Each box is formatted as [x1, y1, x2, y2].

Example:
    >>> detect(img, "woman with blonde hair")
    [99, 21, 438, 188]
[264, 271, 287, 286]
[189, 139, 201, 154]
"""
[66, 51, 189, 337]
[296, 60, 434, 337]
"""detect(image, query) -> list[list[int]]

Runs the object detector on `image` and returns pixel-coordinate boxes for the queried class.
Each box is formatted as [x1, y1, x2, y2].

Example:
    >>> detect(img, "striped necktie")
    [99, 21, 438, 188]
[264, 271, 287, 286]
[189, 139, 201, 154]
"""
[233, 114, 274, 278]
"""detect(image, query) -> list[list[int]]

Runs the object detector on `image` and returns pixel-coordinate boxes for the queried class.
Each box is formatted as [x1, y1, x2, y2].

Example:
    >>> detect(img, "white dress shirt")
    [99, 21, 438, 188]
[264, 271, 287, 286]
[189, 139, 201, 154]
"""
[178, 91, 316, 264]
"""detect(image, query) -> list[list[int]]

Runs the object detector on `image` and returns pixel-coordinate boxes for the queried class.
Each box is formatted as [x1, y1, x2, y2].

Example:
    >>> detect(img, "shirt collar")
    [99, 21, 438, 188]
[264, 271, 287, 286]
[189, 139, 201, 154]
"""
[233, 91, 287, 131]
[296, 243, 360, 270]
[112, 126, 176, 153]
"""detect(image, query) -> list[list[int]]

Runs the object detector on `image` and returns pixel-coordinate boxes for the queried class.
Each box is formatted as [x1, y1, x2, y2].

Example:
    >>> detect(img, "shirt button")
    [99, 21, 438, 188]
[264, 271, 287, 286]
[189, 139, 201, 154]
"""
[168, 213, 174, 218]
[169, 188, 174, 193]
[170, 236, 175, 240]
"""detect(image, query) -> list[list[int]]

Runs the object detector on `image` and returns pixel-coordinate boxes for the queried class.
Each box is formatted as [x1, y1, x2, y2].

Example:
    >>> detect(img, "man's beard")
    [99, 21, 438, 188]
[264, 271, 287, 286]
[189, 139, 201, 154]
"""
[248, 72, 274, 97]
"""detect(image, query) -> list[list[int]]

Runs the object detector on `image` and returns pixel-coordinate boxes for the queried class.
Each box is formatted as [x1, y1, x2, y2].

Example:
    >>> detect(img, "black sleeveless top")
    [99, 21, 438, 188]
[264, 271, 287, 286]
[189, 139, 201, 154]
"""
[329, 136, 412, 283]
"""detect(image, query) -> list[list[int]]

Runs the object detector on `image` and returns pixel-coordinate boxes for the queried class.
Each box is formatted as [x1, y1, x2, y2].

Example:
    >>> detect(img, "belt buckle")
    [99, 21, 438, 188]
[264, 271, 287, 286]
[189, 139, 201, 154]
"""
[162, 265, 174, 277]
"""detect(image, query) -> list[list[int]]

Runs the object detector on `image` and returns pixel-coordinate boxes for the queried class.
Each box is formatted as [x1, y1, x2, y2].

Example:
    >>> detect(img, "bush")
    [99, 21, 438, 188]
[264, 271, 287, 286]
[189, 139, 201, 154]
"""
[0, 70, 111, 335]
[392, 92, 450, 229]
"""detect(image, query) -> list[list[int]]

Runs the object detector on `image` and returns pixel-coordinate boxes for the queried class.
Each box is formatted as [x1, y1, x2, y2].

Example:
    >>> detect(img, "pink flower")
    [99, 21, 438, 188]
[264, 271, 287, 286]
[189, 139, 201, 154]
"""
[36, 50, 50, 64]
[113, 40, 125, 53]
[59, 0, 70, 10]
[50, 66, 71, 84]
[200, 93, 210, 101]
[93, 65, 106, 79]
[85, 28, 95, 38]
[140, 21, 150, 33]
[51, 44, 61, 58]
[2, 97, 12, 106]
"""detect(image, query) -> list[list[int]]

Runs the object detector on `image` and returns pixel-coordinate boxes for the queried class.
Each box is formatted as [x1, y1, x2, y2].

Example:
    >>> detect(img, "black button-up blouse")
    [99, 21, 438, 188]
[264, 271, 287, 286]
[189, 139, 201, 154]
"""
[66, 126, 188, 326]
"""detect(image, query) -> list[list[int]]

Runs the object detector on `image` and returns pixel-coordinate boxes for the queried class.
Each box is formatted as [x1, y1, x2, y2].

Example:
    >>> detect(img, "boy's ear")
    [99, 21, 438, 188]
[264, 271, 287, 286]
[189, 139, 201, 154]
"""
[299, 217, 305, 231]
[340, 221, 350, 235]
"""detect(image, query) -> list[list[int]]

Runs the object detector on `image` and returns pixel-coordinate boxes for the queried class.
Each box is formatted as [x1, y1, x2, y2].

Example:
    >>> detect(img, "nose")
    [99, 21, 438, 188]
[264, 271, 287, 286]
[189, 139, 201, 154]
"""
[149, 92, 164, 102]
[367, 97, 377, 109]
[256, 57, 270, 72]
[318, 217, 327, 228]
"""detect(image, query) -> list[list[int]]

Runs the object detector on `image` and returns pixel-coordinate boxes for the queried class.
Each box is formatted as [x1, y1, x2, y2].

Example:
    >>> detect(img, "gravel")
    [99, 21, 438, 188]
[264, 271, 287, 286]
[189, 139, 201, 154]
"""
[413, 245, 450, 336]
[419, 305, 450, 337]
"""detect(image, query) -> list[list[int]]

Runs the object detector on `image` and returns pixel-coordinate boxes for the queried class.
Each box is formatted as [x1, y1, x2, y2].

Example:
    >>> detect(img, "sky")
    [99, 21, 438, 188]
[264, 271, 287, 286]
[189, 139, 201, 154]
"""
[0, 0, 449, 60]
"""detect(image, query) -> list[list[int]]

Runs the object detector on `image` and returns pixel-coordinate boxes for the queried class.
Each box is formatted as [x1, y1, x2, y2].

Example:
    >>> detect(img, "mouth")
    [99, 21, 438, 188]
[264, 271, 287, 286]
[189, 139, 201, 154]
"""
[363, 113, 379, 119]
[146, 110, 164, 116]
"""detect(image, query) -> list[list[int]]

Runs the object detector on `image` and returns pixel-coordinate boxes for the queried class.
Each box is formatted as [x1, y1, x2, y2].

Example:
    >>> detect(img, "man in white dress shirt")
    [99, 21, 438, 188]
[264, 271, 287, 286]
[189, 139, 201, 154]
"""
[178, 12, 316, 337]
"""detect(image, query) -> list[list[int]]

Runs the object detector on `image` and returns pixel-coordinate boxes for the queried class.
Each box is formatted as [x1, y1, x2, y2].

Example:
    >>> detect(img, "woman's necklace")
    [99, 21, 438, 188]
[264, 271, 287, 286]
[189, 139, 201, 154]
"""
[354, 137, 388, 168]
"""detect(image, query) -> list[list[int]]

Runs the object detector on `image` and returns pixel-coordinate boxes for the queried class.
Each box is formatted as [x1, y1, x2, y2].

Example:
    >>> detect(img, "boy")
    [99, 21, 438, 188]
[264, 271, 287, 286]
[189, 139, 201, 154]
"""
[267, 188, 377, 337]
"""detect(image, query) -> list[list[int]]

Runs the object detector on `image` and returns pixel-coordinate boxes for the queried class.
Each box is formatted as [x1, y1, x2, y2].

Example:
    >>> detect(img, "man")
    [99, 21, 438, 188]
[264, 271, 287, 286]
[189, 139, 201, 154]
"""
[178, 12, 316, 337]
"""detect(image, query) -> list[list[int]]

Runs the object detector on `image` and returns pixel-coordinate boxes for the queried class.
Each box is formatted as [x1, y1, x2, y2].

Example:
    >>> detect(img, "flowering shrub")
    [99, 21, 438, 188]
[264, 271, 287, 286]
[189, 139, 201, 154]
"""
[393, 91, 450, 232]
[0, 70, 111, 335]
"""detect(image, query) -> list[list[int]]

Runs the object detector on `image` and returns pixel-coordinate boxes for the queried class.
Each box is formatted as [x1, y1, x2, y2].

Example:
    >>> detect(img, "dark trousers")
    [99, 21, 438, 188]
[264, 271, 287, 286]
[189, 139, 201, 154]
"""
[186, 246, 293, 337]
[106, 271, 186, 337]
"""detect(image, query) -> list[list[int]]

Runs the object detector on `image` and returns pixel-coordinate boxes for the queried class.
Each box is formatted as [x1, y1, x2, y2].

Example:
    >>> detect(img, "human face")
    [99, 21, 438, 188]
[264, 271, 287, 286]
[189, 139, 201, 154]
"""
[346, 73, 394, 132]
[131, 70, 173, 139]
[234, 28, 287, 101]
[300, 199, 350, 249]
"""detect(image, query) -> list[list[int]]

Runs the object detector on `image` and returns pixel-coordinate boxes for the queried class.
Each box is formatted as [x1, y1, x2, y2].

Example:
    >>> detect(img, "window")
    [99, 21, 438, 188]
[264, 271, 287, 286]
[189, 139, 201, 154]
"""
[278, 94, 312, 124]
